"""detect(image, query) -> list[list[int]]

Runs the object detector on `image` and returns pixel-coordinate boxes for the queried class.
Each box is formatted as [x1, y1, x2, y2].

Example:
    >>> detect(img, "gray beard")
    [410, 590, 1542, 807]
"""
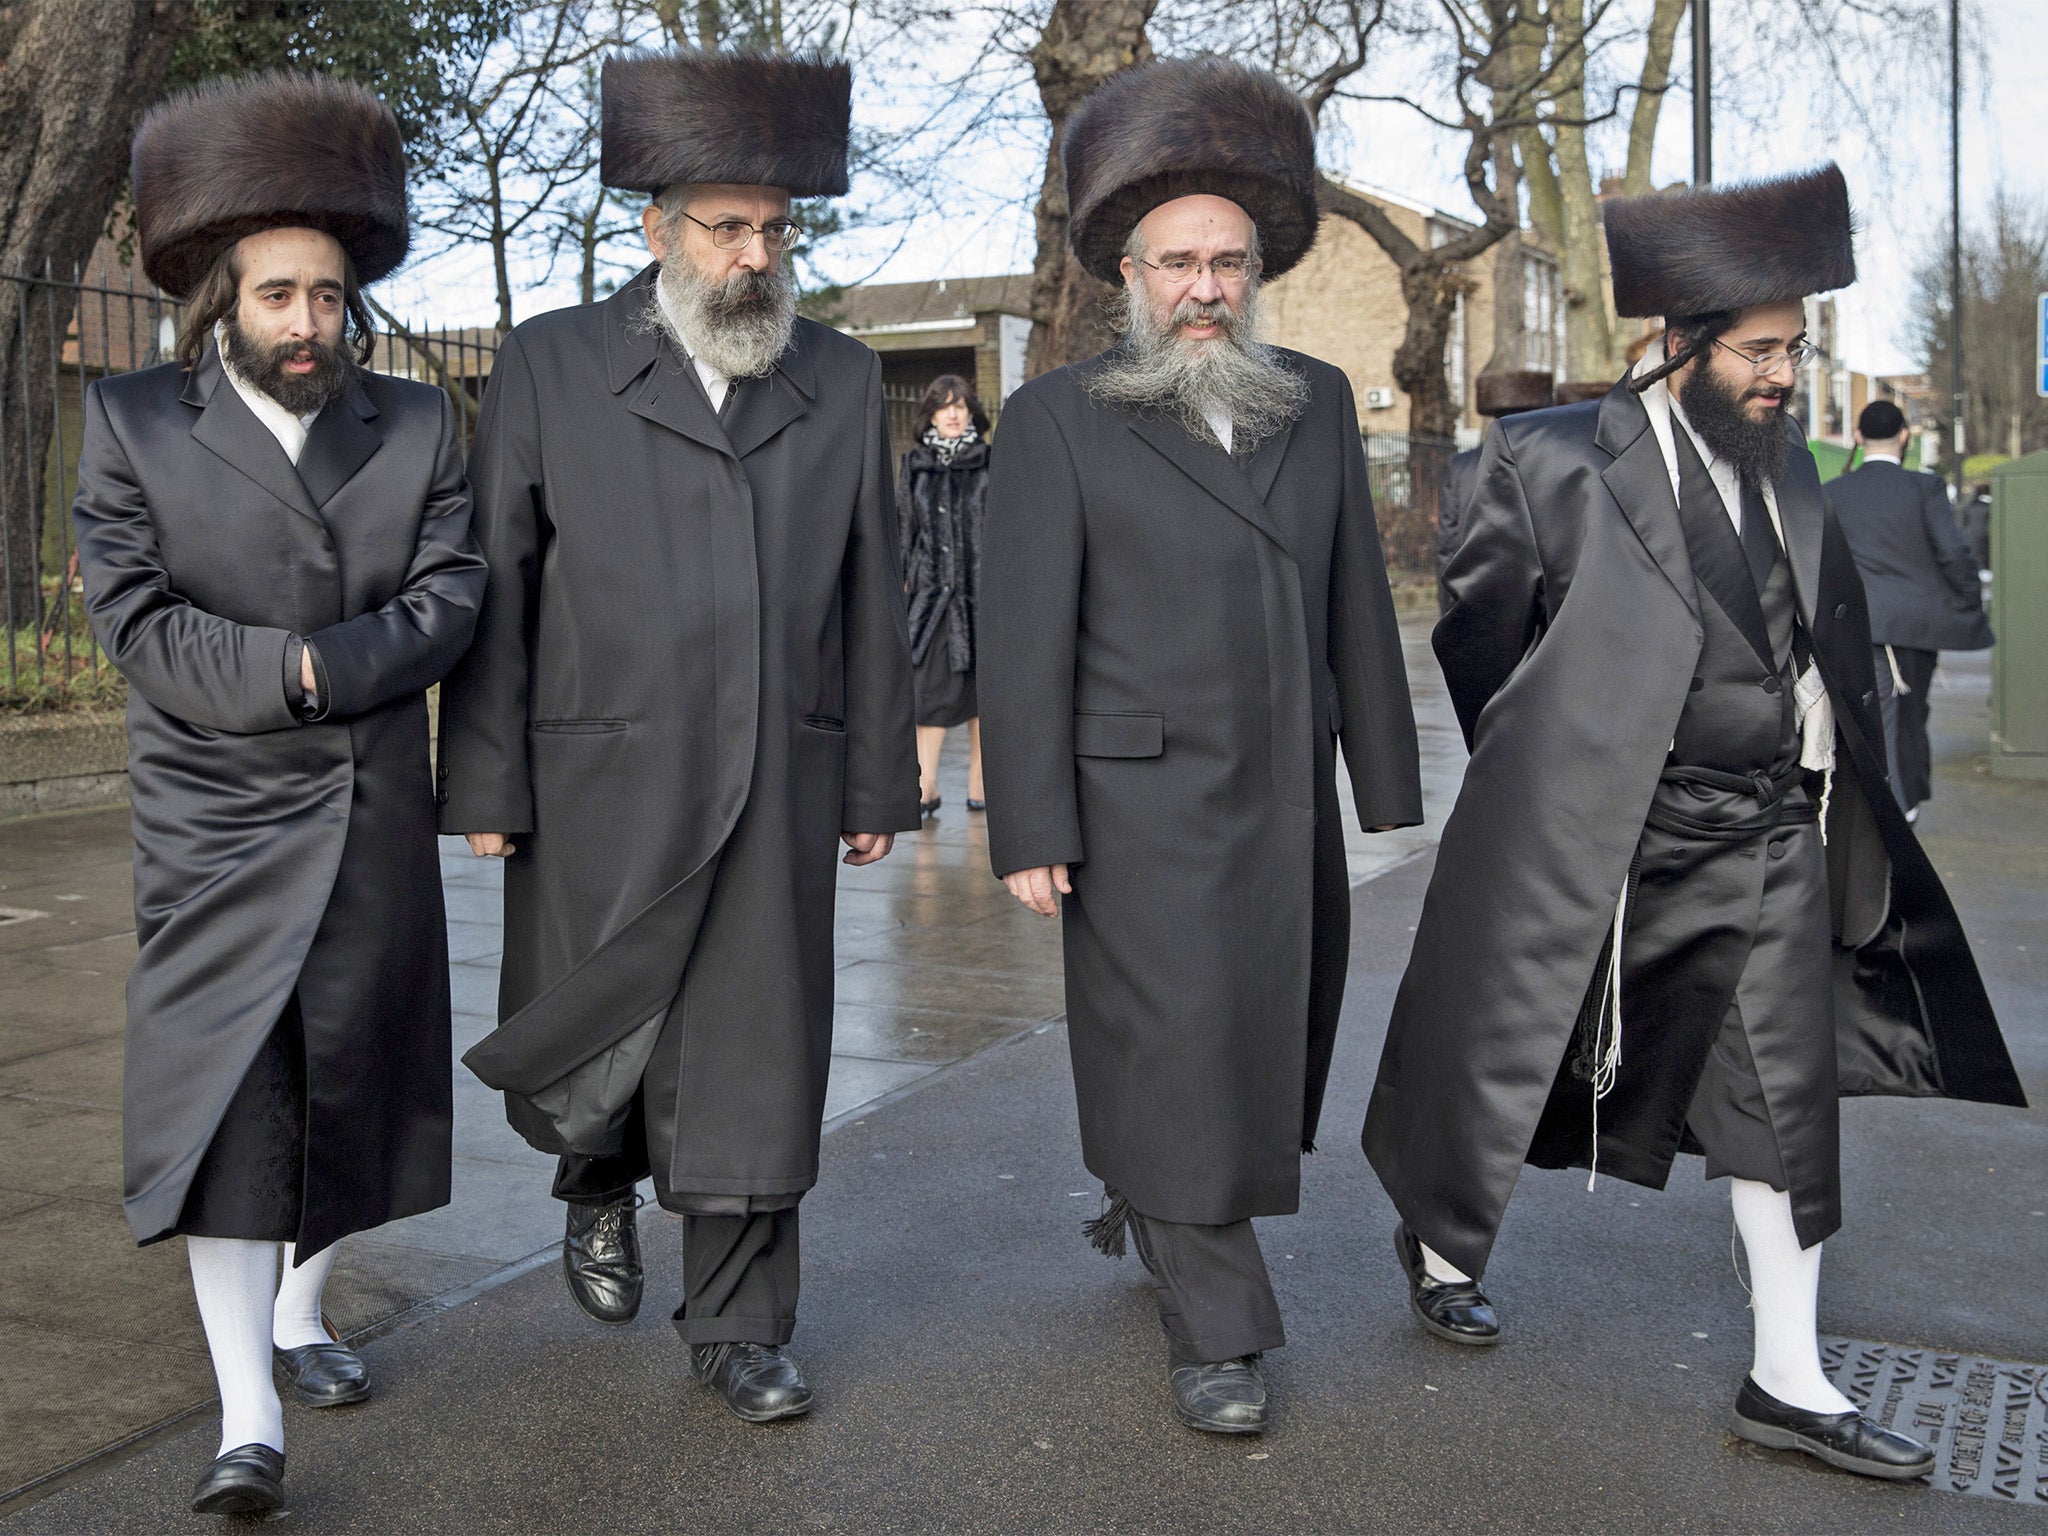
[642, 255, 797, 381]
[1085, 280, 1307, 450]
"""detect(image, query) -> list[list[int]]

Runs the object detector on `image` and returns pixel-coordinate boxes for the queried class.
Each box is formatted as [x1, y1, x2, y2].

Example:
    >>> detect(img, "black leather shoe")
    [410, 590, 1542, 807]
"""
[1395, 1222, 1500, 1345]
[190, 1443, 285, 1516]
[1730, 1376, 1935, 1480]
[564, 1194, 643, 1325]
[690, 1342, 814, 1423]
[274, 1340, 370, 1406]
[920, 796, 942, 817]
[1169, 1354, 1268, 1434]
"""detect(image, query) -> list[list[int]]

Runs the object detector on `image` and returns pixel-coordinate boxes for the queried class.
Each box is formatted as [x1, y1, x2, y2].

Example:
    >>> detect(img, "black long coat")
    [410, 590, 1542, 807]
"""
[73, 349, 486, 1254]
[437, 268, 922, 1200]
[980, 349, 1423, 1226]
[897, 436, 990, 673]
[1364, 380, 2026, 1280]
[1824, 460, 1992, 651]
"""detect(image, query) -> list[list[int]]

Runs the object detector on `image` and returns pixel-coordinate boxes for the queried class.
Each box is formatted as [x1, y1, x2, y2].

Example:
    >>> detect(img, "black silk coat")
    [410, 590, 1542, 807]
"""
[980, 350, 1423, 1226]
[73, 349, 486, 1253]
[1364, 380, 2026, 1280]
[437, 269, 922, 1199]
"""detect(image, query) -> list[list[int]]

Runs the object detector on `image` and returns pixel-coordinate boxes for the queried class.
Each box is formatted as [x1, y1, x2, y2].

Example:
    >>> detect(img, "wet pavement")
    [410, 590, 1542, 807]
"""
[2, 626, 2040, 1531]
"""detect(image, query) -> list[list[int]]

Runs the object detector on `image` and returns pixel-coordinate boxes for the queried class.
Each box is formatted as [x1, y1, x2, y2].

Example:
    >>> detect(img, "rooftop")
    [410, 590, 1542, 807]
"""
[830, 273, 1032, 335]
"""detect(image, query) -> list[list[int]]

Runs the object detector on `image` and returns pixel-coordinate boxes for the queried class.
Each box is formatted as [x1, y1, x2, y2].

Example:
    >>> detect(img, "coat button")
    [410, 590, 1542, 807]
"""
[1761, 675, 1782, 695]
[1689, 676, 1704, 692]
[1833, 603, 1848, 620]
[1769, 841, 1787, 860]
[435, 790, 448, 806]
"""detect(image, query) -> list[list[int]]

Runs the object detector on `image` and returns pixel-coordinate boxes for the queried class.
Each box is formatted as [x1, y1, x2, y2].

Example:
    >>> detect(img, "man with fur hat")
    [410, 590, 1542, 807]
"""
[71, 74, 485, 1515]
[978, 57, 1421, 1435]
[1438, 369, 1554, 612]
[1365, 165, 2024, 1478]
[437, 49, 919, 1422]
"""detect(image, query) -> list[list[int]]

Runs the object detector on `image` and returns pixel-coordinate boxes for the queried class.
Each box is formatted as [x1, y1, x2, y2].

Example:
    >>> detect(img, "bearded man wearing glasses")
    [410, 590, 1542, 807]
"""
[978, 59, 1422, 1435]
[437, 49, 919, 1423]
[1366, 166, 2023, 1479]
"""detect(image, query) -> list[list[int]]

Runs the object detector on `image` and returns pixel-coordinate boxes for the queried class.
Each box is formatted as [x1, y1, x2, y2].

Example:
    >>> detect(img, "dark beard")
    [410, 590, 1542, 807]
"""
[1677, 361, 1791, 488]
[222, 316, 354, 415]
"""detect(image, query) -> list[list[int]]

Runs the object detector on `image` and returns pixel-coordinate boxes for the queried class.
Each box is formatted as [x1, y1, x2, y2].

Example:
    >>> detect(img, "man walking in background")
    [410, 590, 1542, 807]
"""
[437, 48, 919, 1423]
[1825, 399, 1992, 819]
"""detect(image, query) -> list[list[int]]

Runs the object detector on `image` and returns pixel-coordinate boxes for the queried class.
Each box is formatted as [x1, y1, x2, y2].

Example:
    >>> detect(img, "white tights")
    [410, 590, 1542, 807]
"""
[1729, 1178, 1855, 1415]
[185, 1237, 342, 1456]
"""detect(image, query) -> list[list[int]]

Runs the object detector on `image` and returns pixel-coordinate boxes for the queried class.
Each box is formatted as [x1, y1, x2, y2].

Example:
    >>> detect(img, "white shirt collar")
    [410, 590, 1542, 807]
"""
[1201, 402, 1233, 455]
[654, 280, 731, 412]
[1629, 343, 1781, 538]
[214, 321, 321, 465]
[1862, 451, 1902, 466]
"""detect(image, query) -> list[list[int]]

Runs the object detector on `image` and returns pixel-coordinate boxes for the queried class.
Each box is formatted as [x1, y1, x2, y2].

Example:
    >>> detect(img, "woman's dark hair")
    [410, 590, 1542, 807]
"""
[912, 373, 990, 439]
[174, 239, 378, 369]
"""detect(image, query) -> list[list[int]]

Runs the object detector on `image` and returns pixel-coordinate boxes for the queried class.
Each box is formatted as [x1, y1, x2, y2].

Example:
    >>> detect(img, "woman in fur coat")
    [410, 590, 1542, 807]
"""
[898, 374, 993, 813]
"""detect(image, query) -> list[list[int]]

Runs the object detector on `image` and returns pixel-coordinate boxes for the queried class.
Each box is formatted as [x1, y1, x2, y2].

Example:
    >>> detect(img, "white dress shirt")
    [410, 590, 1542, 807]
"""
[655, 282, 732, 413]
[215, 322, 321, 464]
[1862, 451, 1902, 466]
[1202, 403, 1233, 455]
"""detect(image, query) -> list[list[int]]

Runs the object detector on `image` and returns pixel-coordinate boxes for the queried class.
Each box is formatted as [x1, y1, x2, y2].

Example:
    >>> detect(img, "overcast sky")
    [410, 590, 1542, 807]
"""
[379, 0, 2047, 380]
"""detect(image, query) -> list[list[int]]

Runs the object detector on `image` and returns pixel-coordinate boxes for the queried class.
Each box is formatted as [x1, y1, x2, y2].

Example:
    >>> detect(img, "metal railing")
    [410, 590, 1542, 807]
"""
[0, 264, 498, 709]
[1362, 429, 1459, 578]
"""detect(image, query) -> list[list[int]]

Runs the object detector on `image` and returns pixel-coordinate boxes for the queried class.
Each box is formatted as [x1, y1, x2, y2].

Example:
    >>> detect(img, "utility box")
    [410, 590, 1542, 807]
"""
[1990, 450, 2048, 780]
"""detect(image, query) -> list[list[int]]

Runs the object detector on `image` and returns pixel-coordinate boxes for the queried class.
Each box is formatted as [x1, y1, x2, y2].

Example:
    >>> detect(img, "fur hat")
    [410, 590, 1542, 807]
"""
[1474, 370, 1555, 417]
[1603, 164, 1856, 319]
[601, 50, 850, 197]
[1553, 380, 1616, 405]
[133, 73, 408, 299]
[1063, 57, 1319, 284]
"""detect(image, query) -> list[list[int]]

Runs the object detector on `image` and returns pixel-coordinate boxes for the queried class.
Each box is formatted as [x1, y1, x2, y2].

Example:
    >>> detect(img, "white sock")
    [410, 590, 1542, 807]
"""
[1729, 1178, 1856, 1415]
[186, 1237, 285, 1456]
[273, 1241, 341, 1350]
[1419, 1241, 1472, 1285]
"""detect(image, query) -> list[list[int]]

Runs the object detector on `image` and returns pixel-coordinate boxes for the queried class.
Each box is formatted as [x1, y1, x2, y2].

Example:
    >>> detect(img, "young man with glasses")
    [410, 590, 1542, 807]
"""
[437, 49, 920, 1422]
[1366, 165, 2023, 1479]
[979, 58, 1421, 1435]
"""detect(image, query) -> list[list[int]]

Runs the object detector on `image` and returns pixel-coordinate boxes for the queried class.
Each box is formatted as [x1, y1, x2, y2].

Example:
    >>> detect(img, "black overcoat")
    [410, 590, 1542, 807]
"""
[72, 348, 486, 1254]
[897, 437, 990, 673]
[980, 349, 1423, 1226]
[437, 268, 922, 1201]
[1824, 460, 1992, 651]
[1364, 379, 2025, 1280]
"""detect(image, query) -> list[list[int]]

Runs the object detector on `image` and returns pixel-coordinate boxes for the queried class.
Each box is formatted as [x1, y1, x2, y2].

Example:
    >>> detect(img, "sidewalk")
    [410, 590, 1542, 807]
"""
[3, 631, 2040, 1531]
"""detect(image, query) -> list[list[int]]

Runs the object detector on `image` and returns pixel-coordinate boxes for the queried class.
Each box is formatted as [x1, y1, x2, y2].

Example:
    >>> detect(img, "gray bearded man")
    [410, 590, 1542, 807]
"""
[979, 58, 1422, 1435]
[1366, 166, 2024, 1479]
[73, 76, 485, 1515]
[437, 49, 920, 1422]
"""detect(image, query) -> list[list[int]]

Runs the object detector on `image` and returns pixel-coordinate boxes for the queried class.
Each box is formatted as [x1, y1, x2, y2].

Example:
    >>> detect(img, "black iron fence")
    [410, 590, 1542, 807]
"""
[1362, 428, 1459, 578]
[0, 265, 497, 710]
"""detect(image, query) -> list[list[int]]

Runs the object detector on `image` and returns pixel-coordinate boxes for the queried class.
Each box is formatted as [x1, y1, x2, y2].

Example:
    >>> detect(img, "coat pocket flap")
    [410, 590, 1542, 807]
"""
[1073, 711, 1164, 758]
[532, 718, 629, 734]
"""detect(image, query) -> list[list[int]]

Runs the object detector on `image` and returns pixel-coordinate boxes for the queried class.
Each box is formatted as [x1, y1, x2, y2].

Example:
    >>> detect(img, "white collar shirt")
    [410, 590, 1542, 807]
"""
[1630, 345, 1785, 547]
[215, 322, 321, 465]
[1202, 403, 1233, 455]
[655, 281, 732, 413]
[1862, 451, 1902, 466]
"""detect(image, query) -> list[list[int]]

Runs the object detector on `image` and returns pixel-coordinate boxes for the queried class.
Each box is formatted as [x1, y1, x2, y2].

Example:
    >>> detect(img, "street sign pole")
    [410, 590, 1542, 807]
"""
[1692, 0, 1712, 185]
[1950, 0, 1964, 494]
[2038, 292, 2047, 399]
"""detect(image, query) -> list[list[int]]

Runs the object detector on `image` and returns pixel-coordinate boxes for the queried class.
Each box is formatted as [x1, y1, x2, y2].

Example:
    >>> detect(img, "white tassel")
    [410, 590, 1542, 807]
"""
[1792, 660, 1836, 845]
[1885, 644, 1910, 696]
[1587, 878, 1627, 1191]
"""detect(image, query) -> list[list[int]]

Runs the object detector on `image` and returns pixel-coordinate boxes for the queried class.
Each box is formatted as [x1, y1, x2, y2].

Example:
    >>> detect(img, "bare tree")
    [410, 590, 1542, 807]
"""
[1910, 192, 2048, 465]
[0, 0, 192, 633]
[415, 1, 620, 332]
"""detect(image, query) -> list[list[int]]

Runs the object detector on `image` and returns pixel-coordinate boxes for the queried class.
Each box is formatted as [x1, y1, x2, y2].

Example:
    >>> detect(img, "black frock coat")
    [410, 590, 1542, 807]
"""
[72, 349, 486, 1253]
[437, 268, 922, 1202]
[979, 349, 1423, 1226]
[1364, 379, 2026, 1280]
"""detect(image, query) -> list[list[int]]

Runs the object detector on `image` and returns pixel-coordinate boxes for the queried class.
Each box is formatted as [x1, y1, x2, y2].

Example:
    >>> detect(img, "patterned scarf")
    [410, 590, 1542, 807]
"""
[923, 423, 980, 464]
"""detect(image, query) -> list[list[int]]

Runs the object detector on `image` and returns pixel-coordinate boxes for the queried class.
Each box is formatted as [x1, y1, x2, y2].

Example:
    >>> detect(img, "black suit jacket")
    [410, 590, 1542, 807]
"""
[1823, 460, 1991, 650]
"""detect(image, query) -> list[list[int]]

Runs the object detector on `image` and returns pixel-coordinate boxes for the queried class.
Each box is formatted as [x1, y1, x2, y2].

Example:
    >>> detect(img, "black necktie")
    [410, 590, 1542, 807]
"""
[1739, 479, 1780, 593]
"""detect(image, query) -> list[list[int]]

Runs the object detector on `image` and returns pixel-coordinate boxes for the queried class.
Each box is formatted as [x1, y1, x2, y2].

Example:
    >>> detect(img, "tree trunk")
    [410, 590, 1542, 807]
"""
[1548, 0, 1616, 382]
[1622, 0, 1688, 195]
[0, 0, 190, 649]
[1482, 136, 1524, 376]
[1023, 0, 1154, 378]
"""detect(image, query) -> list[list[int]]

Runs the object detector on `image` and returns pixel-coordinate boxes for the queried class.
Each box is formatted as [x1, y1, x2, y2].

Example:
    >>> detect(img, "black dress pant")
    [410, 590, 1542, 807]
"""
[175, 997, 306, 1242]
[1128, 1208, 1286, 1364]
[1890, 645, 1938, 811]
[553, 1095, 800, 1347]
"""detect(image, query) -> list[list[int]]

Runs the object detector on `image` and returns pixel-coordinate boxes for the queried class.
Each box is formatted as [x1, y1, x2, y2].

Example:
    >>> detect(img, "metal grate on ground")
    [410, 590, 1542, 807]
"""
[1824, 1335, 2048, 1504]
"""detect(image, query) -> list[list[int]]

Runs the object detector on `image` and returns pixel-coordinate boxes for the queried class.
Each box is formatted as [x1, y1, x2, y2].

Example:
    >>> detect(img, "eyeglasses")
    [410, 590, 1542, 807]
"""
[1139, 255, 1258, 285]
[1712, 336, 1818, 374]
[681, 211, 806, 254]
